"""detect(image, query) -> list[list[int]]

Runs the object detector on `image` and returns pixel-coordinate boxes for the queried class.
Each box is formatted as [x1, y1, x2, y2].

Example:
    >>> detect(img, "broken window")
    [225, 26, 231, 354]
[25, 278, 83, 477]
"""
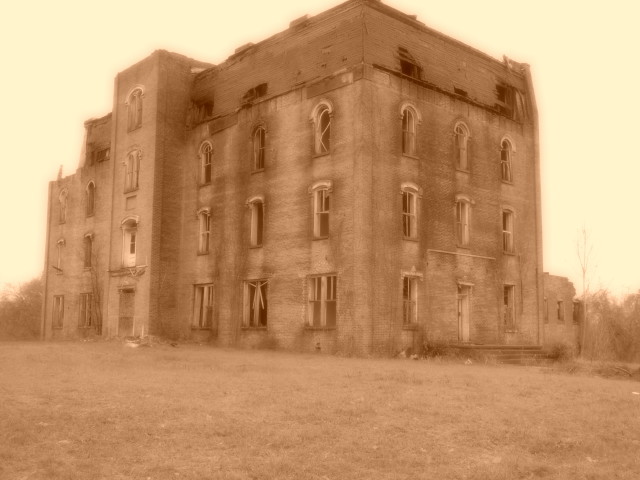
[454, 123, 470, 171]
[401, 107, 417, 156]
[193, 284, 214, 329]
[58, 190, 67, 224]
[242, 83, 268, 104]
[398, 47, 421, 80]
[125, 151, 140, 192]
[557, 300, 564, 322]
[402, 188, 417, 239]
[249, 199, 264, 247]
[127, 87, 143, 131]
[503, 285, 516, 331]
[79, 293, 93, 328]
[198, 210, 211, 254]
[252, 127, 266, 171]
[314, 104, 331, 155]
[502, 209, 514, 253]
[194, 101, 213, 123]
[313, 188, 330, 238]
[86, 182, 95, 217]
[403, 276, 418, 325]
[84, 234, 93, 268]
[52, 295, 64, 329]
[308, 275, 337, 328]
[455, 198, 470, 246]
[496, 84, 527, 121]
[121, 218, 137, 267]
[95, 148, 110, 163]
[500, 139, 513, 183]
[200, 142, 212, 185]
[245, 280, 268, 328]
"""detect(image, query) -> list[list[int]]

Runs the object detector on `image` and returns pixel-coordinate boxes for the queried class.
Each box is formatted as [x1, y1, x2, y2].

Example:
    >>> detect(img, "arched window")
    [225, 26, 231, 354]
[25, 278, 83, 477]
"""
[121, 217, 139, 267]
[86, 182, 95, 217]
[55, 238, 65, 272]
[252, 126, 266, 171]
[500, 138, 514, 182]
[197, 208, 211, 254]
[127, 87, 144, 132]
[83, 234, 93, 268]
[311, 102, 332, 155]
[454, 122, 470, 170]
[125, 151, 140, 192]
[247, 197, 264, 247]
[58, 190, 68, 224]
[401, 107, 417, 156]
[401, 183, 421, 239]
[200, 142, 213, 185]
[455, 195, 472, 246]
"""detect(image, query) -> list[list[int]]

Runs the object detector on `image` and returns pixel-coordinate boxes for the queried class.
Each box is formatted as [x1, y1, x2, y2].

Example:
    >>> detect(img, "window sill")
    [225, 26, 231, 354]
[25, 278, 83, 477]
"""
[456, 244, 471, 250]
[197, 251, 210, 256]
[305, 326, 336, 331]
[501, 180, 514, 186]
[241, 326, 268, 331]
[249, 245, 263, 249]
[198, 182, 212, 188]
[401, 153, 419, 160]
[503, 250, 516, 256]
[124, 188, 139, 194]
[312, 236, 329, 241]
[455, 168, 470, 174]
[312, 151, 330, 159]
[403, 236, 418, 242]
[251, 168, 265, 175]
[86, 213, 95, 218]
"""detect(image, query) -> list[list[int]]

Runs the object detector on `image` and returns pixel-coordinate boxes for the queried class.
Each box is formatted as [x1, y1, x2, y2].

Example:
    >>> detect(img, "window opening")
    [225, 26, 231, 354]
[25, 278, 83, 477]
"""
[557, 300, 564, 322]
[500, 140, 513, 182]
[127, 88, 143, 131]
[314, 189, 330, 238]
[402, 190, 417, 238]
[455, 200, 470, 246]
[315, 106, 331, 154]
[59, 190, 67, 224]
[504, 285, 516, 331]
[84, 235, 93, 268]
[403, 276, 418, 325]
[52, 295, 64, 329]
[125, 151, 140, 192]
[245, 280, 268, 327]
[86, 182, 95, 216]
[455, 123, 469, 170]
[253, 127, 266, 171]
[398, 47, 422, 79]
[122, 220, 137, 267]
[309, 275, 337, 328]
[250, 201, 263, 247]
[402, 108, 416, 156]
[193, 284, 214, 329]
[502, 210, 514, 253]
[200, 143, 212, 185]
[198, 211, 211, 254]
[79, 293, 94, 328]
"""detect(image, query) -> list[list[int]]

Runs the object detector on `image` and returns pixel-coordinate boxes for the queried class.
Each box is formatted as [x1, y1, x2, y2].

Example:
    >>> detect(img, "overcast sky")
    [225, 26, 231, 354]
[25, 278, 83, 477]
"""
[1, 0, 638, 296]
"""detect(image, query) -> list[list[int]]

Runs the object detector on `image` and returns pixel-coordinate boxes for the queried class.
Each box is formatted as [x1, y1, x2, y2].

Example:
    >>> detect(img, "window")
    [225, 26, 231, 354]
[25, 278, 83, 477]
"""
[200, 142, 212, 184]
[313, 188, 330, 238]
[455, 197, 471, 246]
[252, 127, 266, 171]
[500, 139, 513, 182]
[308, 275, 337, 328]
[55, 239, 65, 273]
[398, 47, 421, 79]
[401, 107, 417, 156]
[95, 147, 110, 163]
[198, 209, 211, 254]
[244, 280, 268, 328]
[86, 182, 95, 216]
[193, 284, 214, 329]
[402, 190, 417, 239]
[557, 300, 564, 322]
[312, 102, 332, 155]
[248, 199, 264, 247]
[125, 151, 140, 192]
[454, 123, 470, 170]
[83, 234, 93, 268]
[121, 217, 138, 267]
[79, 293, 94, 328]
[52, 295, 64, 329]
[403, 276, 418, 325]
[127, 87, 143, 131]
[58, 190, 68, 223]
[502, 209, 514, 253]
[504, 285, 516, 331]
[544, 297, 549, 324]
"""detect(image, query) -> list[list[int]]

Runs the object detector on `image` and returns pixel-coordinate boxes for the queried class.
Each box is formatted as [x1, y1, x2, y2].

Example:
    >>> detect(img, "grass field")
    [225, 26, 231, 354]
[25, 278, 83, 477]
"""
[1, 341, 639, 479]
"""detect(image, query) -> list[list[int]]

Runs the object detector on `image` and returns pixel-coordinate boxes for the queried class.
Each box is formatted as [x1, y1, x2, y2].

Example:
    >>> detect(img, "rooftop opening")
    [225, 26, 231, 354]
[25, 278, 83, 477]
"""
[398, 47, 422, 80]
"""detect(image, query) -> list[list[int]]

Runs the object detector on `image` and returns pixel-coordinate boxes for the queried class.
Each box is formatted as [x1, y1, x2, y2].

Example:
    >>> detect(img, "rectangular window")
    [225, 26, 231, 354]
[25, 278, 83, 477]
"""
[95, 148, 110, 163]
[52, 295, 64, 329]
[244, 280, 268, 328]
[402, 191, 416, 238]
[503, 285, 515, 331]
[456, 201, 470, 246]
[253, 127, 265, 171]
[502, 210, 514, 253]
[308, 275, 337, 328]
[314, 190, 330, 238]
[198, 212, 211, 254]
[557, 300, 564, 322]
[403, 276, 418, 325]
[250, 202, 263, 247]
[193, 284, 214, 329]
[84, 236, 92, 268]
[79, 293, 93, 328]
[125, 153, 140, 192]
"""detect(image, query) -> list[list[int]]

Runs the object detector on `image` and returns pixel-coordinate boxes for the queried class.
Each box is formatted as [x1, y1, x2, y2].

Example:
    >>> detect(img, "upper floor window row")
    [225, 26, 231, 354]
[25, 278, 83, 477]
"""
[126, 87, 144, 132]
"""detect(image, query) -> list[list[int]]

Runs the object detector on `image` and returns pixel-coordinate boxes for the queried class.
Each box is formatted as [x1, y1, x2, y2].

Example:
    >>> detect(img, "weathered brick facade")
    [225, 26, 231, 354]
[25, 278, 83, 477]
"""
[42, 0, 557, 354]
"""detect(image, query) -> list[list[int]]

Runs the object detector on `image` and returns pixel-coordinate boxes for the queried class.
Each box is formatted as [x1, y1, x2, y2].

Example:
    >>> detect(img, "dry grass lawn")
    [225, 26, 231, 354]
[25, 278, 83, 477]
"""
[1, 341, 639, 479]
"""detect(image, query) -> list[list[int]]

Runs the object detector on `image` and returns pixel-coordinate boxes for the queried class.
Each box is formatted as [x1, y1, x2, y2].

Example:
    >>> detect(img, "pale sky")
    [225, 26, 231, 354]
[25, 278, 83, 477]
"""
[1, 0, 638, 296]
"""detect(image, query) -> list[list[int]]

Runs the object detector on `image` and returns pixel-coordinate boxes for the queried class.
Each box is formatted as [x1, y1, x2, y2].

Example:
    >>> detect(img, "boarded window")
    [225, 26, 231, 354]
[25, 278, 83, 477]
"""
[309, 275, 337, 328]
[315, 106, 331, 154]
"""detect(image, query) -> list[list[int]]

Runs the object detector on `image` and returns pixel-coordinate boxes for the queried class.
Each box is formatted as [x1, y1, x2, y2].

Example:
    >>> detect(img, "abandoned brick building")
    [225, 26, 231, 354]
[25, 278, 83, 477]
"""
[41, 0, 578, 353]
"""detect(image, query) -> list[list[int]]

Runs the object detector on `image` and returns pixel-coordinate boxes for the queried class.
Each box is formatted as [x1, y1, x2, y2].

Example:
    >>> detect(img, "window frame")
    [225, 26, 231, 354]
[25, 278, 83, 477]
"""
[455, 196, 471, 247]
[126, 86, 144, 132]
[86, 182, 95, 217]
[247, 197, 264, 247]
[193, 284, 214, 329]
[502, 208, 515, 254]
[121, 217, 139, 267]
[402, 276, 419, 326]
[252, 126, 266, 172]
[243, 279, 268, 328]
[55, 238, 65, 274]
[503, 284, 516, 332]
[500, 138, 515, 183]
[58, 189, 68, 224]
[308, 274, 338, 329]
[310, 101, 333, 156]
[197, 209, 211, 255]
[52, 295, 64, 329]
[199, 141, 213, 185]
[83, 234, 93, 269]
[78, 292, 94, 329]
[454, 122, 470, 171]
[401, 107, 417, 156]
[124, 150, 140, 192]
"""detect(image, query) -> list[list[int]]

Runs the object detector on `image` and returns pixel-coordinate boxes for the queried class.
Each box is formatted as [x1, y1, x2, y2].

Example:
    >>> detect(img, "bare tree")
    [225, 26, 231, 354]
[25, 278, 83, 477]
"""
[576, 224, 593, 356]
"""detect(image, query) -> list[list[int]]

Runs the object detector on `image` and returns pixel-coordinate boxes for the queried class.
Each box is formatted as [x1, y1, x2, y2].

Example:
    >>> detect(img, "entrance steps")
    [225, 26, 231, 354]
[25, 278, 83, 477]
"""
[452, 344, 548, 365]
